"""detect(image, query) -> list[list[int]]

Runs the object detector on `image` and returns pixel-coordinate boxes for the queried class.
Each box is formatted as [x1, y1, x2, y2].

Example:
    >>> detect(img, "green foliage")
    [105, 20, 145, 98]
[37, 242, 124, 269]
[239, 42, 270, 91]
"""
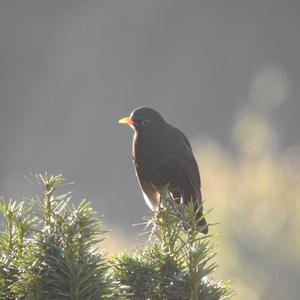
[112, 193, 233, 300]
[0, 174, 233, 300]
[0, 174, 120, 300]
[0, 198, 33, 300]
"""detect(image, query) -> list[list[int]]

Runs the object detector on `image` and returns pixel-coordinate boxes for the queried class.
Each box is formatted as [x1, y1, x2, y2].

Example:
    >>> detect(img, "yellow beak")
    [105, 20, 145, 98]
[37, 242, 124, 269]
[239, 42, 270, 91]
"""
[118, 117, 134, 125]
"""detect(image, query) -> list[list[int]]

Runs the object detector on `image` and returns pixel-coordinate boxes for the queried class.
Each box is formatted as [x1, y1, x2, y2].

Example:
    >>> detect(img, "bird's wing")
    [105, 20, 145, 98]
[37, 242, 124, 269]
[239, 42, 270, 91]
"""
[172, 127, 202, 202]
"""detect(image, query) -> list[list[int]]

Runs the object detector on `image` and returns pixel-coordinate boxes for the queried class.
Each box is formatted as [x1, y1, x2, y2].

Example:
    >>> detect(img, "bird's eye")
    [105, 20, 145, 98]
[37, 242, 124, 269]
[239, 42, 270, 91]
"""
[141, 119, 150, 126]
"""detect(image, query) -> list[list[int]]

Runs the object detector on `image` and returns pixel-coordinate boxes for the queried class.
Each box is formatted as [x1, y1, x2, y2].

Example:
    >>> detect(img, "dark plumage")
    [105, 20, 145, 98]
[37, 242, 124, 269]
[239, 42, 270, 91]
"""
[119, 107, 208, 234]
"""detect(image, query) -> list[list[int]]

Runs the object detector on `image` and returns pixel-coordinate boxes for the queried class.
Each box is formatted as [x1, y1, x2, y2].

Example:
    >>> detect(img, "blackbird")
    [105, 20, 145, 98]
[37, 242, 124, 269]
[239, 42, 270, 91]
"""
[119, 107, 208, 234]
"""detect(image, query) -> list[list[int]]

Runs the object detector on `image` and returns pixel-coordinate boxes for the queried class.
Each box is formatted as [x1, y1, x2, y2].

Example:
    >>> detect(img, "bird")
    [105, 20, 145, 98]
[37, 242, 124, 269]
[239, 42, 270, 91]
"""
[118, 107, 208, 234]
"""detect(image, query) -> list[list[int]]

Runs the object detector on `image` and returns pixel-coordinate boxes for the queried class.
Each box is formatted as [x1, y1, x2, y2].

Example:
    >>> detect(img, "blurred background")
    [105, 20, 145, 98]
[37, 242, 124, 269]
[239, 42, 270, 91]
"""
[0, 1, 299, 299]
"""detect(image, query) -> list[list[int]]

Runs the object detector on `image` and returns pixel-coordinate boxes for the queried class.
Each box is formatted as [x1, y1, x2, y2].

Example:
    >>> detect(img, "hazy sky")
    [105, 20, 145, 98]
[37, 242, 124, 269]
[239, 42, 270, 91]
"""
[0, 0, 299, 228]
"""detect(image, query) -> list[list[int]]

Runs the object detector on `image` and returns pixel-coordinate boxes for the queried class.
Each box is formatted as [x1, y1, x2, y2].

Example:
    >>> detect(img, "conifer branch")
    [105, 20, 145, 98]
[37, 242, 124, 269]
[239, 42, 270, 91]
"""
[0, 174, 233, 300]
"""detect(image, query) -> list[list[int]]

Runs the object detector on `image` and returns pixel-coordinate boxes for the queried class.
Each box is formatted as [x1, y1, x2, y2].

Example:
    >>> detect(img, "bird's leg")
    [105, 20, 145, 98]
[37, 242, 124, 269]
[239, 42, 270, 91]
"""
[171, 190, 182, 205]
[155, 207, 162, 220]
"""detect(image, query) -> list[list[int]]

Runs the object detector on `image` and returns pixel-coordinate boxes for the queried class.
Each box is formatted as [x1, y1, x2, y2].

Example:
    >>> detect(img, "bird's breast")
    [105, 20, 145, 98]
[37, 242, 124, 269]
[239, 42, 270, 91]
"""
[133, 134, 162, 175]
[133, 134, 180, 190]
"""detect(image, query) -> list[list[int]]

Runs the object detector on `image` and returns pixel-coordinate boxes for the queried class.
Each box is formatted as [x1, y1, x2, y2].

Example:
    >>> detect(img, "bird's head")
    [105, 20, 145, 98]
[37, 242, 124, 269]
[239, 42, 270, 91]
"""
[118, 107, 165, 132]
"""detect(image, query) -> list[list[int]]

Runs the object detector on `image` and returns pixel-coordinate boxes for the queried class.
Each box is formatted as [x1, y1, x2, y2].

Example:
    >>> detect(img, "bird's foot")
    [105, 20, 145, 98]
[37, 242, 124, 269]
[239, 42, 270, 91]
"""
[154, 209, 162, 220]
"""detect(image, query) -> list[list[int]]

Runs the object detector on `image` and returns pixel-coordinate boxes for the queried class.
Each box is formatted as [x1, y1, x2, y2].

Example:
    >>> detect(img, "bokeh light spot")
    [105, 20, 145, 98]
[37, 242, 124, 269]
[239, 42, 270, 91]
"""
[233, 114, 276, 156]
[250, 67, 288, 109]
